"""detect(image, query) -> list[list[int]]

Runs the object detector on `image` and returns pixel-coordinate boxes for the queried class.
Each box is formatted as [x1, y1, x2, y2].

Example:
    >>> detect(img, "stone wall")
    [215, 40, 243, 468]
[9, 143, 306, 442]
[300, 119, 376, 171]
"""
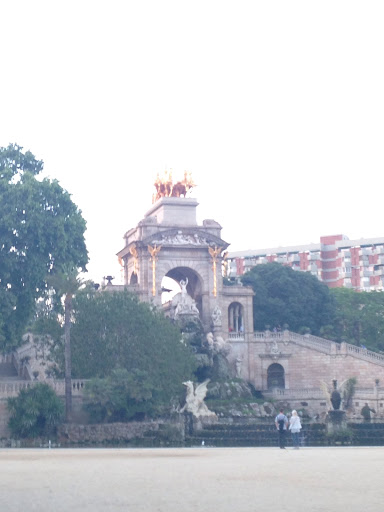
[228, 331, 384, 391]
[0, 387, 87, 438]
[58, 419, 184, 446]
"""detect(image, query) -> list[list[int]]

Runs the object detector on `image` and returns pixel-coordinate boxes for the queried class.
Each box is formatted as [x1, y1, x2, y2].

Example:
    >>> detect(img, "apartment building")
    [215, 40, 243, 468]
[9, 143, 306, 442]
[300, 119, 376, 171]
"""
[228, 234, 384, 291]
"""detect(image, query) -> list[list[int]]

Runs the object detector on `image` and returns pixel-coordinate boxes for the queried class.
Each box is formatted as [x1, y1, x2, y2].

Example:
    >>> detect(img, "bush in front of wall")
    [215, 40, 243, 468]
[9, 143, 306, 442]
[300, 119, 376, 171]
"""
[7, 383, 64, 439]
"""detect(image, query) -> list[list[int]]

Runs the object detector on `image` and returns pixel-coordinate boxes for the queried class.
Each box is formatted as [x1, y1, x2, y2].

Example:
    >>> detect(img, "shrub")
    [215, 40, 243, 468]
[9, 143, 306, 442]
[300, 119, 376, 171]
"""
[83, 368, 160, 423]
[7, 383, 64, 439]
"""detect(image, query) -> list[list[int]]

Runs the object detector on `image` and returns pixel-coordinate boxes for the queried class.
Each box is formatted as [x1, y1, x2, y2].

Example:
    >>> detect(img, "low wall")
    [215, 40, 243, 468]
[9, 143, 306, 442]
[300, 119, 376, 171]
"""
[0, 392, 86, 439]
[58, 418, 185, 446]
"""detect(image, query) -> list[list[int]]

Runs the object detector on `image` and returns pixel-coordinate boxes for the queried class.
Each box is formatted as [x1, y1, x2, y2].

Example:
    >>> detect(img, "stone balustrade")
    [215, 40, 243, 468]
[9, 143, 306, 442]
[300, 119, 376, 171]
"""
[228, 332, 245, 341]
[345, 344, 384, 365]
[263, 387, 325, 399]
[263, 386, 384, 401]
[249, 330, 384, 367]
[0, 379, 88, 398]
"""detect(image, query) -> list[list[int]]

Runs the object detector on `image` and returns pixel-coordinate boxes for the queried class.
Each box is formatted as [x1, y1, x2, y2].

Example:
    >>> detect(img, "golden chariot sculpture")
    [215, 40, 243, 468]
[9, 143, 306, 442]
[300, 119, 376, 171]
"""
[152, 170, 195, 203]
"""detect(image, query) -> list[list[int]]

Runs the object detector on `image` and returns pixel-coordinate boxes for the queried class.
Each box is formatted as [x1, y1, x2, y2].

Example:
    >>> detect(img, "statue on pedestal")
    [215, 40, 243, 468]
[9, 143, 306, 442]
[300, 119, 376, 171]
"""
[180, 379, 216, 418]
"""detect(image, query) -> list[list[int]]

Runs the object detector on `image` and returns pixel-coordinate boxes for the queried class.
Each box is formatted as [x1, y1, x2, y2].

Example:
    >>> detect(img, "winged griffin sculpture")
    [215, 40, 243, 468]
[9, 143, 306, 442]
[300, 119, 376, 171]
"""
[180, 379, 216, 418]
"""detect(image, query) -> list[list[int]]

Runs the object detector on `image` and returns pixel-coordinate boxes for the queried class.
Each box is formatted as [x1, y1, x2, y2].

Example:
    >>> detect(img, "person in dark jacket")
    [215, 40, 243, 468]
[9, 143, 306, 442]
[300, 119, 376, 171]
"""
[275, 409, 288, 449]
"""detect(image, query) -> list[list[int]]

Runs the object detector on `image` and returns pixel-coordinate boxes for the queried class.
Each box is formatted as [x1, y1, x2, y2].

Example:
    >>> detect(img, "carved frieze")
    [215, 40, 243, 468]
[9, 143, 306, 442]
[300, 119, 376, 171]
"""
[151, 230, 211, 246]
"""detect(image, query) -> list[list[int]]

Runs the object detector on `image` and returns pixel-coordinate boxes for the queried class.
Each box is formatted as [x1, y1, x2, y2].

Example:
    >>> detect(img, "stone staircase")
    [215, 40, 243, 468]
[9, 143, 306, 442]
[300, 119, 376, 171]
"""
[185, 419, 327, 447]
[185, 419, 384, 447]
[349, 422, 384, 446]
[0, 362, 19, 380]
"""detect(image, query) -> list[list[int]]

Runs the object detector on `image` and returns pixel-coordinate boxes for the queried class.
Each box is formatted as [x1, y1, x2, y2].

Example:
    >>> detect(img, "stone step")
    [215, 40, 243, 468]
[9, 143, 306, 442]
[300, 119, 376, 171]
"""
[186, 422, 384, 447]
[0, 363, 18, 379]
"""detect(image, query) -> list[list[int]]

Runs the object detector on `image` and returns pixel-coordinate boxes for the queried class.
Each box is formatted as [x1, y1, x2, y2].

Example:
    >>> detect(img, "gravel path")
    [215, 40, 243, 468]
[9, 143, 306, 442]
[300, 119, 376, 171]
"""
[1, 447, 383, 512]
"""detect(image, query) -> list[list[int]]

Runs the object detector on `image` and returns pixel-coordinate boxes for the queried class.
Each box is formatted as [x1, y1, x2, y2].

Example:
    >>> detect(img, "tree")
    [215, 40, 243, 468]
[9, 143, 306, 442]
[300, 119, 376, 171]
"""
[241, 262, 334, 334]
[0, 143, 88, 350]
[47, 270, 83, 422]
[66, 288, 196, 414]
[7, 383, 64, 439]
[327, 288, 384, 351]
[84, 368, 156, 423]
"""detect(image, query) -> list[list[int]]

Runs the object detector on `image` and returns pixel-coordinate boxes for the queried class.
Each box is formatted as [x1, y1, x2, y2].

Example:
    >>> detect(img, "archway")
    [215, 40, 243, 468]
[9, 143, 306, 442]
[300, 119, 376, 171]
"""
[228, 302, 244, 333]
[161, 267, 203, 312]
[267, 363, 285, 390]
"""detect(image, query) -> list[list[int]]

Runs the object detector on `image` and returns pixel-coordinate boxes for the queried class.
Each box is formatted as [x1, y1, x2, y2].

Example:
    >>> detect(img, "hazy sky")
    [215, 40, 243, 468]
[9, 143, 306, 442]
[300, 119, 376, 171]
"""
[1, 1, 383, 283]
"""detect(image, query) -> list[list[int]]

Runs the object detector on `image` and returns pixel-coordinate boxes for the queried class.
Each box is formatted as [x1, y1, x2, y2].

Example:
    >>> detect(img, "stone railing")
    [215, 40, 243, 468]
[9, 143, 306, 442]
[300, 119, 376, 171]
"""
[288, 332, 334, 355]
[345, 344, 384, 366]
[252, 330, 333, 355]
[0, 379, 88, 398]
[262, 386, 384, 400]
[228, 332, 245, 341]
[250, 330, 384, 366]
[263, 388, 325, 399]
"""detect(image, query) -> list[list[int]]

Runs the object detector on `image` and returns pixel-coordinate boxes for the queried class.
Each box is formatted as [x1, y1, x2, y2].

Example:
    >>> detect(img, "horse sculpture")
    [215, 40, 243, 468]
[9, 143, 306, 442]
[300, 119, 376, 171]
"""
[153, 170, 195, 202]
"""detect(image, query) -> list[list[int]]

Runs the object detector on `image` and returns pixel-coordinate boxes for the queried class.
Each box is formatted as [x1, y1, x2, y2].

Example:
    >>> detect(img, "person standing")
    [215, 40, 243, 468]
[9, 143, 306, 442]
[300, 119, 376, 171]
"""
[361, 403, 375, 422]
[289, 410, 302, 449]
[275, 409, 288, 449]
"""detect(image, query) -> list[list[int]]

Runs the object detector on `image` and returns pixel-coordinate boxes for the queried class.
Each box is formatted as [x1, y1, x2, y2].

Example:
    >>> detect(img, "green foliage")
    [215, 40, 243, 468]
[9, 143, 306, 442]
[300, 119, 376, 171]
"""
[0, 143, 88, 350]
[84, 368, 158, 422]
[65, 288, 196, 414]
[328, 288, 384, 351]
[7, 383, 64, 439]
[342, 377, 357, 410]
[241, 262, 334, 334]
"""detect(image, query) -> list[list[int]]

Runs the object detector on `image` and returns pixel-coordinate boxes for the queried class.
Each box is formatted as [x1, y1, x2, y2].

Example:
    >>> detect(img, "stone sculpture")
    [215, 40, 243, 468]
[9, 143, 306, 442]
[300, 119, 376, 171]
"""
[153, 170, 195, 203]
[330, 379, 342, 410]
[180, 379, 216, 418]
[235, 357, 243, 378]
[211, 305, 222, 327]
[172, 277, 200, 320]
[206, 332, 214, 348]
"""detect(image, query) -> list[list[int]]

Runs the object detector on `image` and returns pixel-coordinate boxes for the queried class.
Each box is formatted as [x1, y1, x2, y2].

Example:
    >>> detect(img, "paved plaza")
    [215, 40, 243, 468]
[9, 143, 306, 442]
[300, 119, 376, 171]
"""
[1, 446, 383, 512]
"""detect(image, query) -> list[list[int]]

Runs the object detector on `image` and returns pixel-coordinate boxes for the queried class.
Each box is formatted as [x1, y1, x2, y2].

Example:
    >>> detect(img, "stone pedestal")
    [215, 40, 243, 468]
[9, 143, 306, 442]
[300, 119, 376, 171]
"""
[326, 410, 347, 433]
[192, 414, 218, 432]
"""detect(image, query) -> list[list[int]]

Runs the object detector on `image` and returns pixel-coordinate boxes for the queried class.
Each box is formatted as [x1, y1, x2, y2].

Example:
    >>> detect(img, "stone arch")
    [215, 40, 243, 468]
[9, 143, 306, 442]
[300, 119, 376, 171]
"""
[228, 302, 244, 333]
[267, 363, 285, 390]
[162, 266, 204, 311]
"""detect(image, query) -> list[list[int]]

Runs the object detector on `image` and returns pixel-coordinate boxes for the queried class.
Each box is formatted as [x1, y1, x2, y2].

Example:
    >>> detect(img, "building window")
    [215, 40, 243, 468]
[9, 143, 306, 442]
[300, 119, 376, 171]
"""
[228, 302, 244, 332]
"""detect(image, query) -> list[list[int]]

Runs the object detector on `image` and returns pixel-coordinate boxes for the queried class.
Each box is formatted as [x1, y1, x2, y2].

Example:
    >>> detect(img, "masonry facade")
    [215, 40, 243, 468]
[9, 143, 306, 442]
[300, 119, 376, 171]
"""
[2, 185, 384, 436]
[228, 234, 384, 291]
[111, 191, 384, 417]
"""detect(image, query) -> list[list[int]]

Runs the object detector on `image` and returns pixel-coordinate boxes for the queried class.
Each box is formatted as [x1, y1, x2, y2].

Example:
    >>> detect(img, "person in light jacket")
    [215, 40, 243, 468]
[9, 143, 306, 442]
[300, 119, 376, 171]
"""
[289, 410, 302, 449]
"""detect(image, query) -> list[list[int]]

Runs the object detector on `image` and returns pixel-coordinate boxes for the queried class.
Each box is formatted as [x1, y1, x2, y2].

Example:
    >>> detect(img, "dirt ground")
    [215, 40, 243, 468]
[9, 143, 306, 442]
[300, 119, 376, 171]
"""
[0, 446, 383, 512]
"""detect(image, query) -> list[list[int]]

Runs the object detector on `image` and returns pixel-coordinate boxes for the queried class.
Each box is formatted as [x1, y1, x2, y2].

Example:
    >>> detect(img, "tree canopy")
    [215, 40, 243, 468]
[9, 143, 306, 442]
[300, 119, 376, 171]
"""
[0, 143, 88, 350]
[241, 262, 334, 334]
[325, 288, 384, 351]
[64, 288, 196, 412]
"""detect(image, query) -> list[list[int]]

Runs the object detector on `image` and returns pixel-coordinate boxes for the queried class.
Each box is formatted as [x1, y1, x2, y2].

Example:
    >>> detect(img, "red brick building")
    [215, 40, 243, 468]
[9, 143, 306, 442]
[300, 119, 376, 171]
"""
[228, 235, 384, 290]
